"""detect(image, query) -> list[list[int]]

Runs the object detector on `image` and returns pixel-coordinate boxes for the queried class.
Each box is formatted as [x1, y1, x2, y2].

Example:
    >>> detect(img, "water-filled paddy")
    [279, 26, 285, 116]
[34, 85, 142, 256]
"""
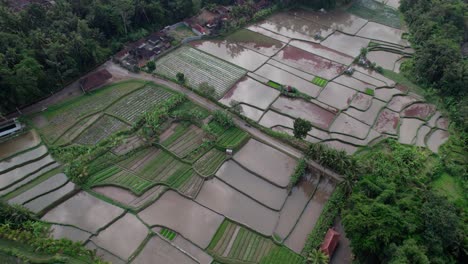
[398, 118, 425, 144]
[367, 50, 402, 71]
[0, 154, 55, 190]
[415, 125, 431, 147]
[426, 129, 449, 153]
[133, 235, 198, 264]
[329, 113, 371, 139]
[0, 130, 41, 160]
[374, 109, 400, 135]
[323, 140, 359, 154]
[246, 25, 291, 43]
[289, 40, 354, 65]
[226, 29, 286, 57]
[357, 22, 407, 45]
[321, 32, 370, 57]
[259, 110, 295, 129]
[50, 224, 91, 242]
[8, 173, 68, 206]
[219, 77, 279, 110]
[350, 93, 373, 110]
[317, 82, 357, 110]
[237, 104, 265, 122]
[387, 95, 419, 112]
[333, 74, 376, 93]
[345, 99, 387, 125]
[402, 103, 436, 120]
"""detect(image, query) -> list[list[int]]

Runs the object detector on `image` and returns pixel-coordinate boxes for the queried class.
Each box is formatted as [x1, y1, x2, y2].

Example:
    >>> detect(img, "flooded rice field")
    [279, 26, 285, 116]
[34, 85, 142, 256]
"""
[321, 32, 370, 57]
[191, 40, 269, 71]
[139, 190, 224, 248]
[402, 103, 436, 120]
[0, 145, 47, 172]
[317, 82, 357, 110]
[350, 93, 373, 110]
[426, 129, 449, 153]
[50, 224, 92, 242]
[374, 87, 404, 102]
[226, 29, 286, 57]
[367, 50, 402, 71]
[333, 74, 376, 93]
[331, 129, 382, 147]
[274, 45, 346, 80]
[237, 104, 265, 122]
[8, 173, 68, 206]
[246, 25, 291, 43]
[329, 113, 371, 139]
[216, 160, 288, 210]
[323, 140, 359, 154]
[172, 235, 214, 264]
[289, 40, 354, 65]
[0, 154, 55, 189]
[374, 109, 400, 135]
[415, 125, 431, 147]
[233, 139, 297, 187]
[387, 95, 419, 112]
[398, 118, 425, 144]
[133, 236, 198, 264]
[255, 13, 334, 42]
[345, 99, 387, 126]
[0, 130, 41, 160]
[356, 22, 408, 46]
[219, 77, 279, 110]
[271, 97, 336, 130]
[259, 110, 295, 129]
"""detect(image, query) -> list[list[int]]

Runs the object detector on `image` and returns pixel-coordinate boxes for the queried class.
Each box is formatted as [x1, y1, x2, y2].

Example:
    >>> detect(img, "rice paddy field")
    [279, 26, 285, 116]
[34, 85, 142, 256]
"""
[0, 1, 454, 262]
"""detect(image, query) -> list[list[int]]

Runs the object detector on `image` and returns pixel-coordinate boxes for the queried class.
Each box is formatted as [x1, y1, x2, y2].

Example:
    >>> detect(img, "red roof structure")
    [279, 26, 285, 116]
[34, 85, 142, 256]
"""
[320, 228, 340, 257]
[192, 24, 207, 35]
[79, 69, 112, 92]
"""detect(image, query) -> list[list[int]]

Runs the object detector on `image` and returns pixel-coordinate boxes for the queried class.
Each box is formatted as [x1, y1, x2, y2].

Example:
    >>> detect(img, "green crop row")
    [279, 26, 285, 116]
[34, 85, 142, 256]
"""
[267, 80, 282, 89]
[160, 228, 177, 241]
[194, 149, 226, 177]
[87, 166, 121, 185]
[259, 247, 305, 264]
[161, 123, 191, 147]
[217, 128, 249, 149]
[165, 169, 193, 189]
[99, 171, 153, 195]
[365, 88, 375, 96]
[311, 77, 328, 87]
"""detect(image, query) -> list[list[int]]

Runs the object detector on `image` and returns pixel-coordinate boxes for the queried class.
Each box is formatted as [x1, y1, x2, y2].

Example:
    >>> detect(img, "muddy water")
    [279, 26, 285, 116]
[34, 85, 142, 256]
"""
[0, 145, 48, 172]
[246, 25, 291, 43]
[195, 178, 278, 236]
[289, 40, 354, 65]
[1, 154, 55, 189]
[415, 125, 431, 147]
[367, 51, 401, 71]
[285, 177, 335, 253]
[387, 95, 419, 112]
[86, 241, 126, 264]
[0, 130, 41, 160]
[233, 139, 297, 188]
[256, 13, 334, 42]
[133, 236, 198, 264]
[374, 109, 400, 135]
[173, 235, 214, 264]
[93, 213, 148, 260]
[321, 32, 370, 57]
[190, 40, 269, 71]
[274, 45, 346, 80]
[289, 9, 368, 35]
[345, 99, 387, 126]
[219, 77, 280, 110]
[238, 104, 265, 122]
[352, 71, 387, 87]
[317, 82, 357, 110]
[8, 173, 68, 205]
[323, 140, 359, 154]
[427, 129, 449, 153]
[333, 75, 376, 93]
[272, 97, 336, 130]
[355, 65, 396, 86]
[331, 129, 381, 147]
[350, 93, 373, 110]
[259, 110, 295, 129]
[402, 103, 436, 120]
[216, 160, 288, 210]
[93, 186, 137, 205]
[24, 181, 76, 213]
[139, 190, 224, 248]
[274, 173, 320, 239]
[357, 22, 407, 46]
[226, 29, 286, 57]
[398, 118, 425, 144]
[374, 87, 403, 102]
[41, 191, 125, 233]
[0, 163, 59, 197]
[256, 63, 322, 97]
[329, 113, 371, 139]
[268, 59, 316, 81]
[51, 224, 91, 242]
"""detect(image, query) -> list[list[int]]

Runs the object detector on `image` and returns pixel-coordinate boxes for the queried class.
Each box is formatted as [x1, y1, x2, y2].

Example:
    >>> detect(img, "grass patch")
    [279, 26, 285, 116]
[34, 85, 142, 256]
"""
[347, 0, 401, 29]
[267, 80, 282, 89]
[226, 29, 282, 46]
[432, 173, 465, 205]
[365, 88, 375, 96]
[160, 228, 177, 241]
[193, 148, 226, 177]
[161, 123, 191, 147]
[311, 76, 328, 87]
[381, 69, 426, 96]
[208, 220, 230, 250]
[217, 127, 249, 150]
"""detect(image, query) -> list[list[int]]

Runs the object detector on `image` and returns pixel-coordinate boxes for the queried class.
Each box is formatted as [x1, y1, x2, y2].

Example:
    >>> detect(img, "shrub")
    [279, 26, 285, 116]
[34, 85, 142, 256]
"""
[288, 158, 307, 191]
[293, 118, 312, 139]
[146, 61, 156, 72]
[176, 72, 186, 84]
[199, 82, 216, 98]
[213, 110, 234, 128]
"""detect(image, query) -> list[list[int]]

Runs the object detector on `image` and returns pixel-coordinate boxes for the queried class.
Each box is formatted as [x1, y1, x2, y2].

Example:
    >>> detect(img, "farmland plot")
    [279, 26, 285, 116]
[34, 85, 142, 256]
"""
[0, 130, 41, 160]
[217, 126, 249, 150]
[107, 85, 175, 124]
[226, 29, 287, 57]
[0, 145, 47, 173]
[23, 181, 76, 213]
[162, 125, 206, 159]
[356, 22, 407, 46]
[193, 148, 226, 177]
[156, 46, 246, 98]
[288, 40, 355, 65]
[0, 154, 55, 190]
[219, 77, 280, 110]
[132, 235, 198, 264]
[74, 115, 129, 145]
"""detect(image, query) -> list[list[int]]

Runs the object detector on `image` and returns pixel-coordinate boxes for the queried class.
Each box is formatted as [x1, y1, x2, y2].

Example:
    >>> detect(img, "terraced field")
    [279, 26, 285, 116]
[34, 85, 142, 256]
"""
[208, 221, 304, 264]
[74, 115, 129, 145]
[156, 46, 246, 98]
[193, 149, 226, 177]
[162, 125, 206, 158]
[217, 126, 249, 149]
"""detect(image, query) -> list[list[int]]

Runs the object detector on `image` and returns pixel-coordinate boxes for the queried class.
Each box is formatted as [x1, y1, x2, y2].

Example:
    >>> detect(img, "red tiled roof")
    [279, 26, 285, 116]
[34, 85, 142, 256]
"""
[192, 24, 207, 34]
[79, 69, 112, 92]
[320, 228, 340, 257]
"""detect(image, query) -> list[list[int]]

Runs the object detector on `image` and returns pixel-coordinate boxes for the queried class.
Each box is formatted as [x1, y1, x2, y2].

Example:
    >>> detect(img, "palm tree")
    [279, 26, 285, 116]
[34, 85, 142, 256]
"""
[307, 249, 329, 264]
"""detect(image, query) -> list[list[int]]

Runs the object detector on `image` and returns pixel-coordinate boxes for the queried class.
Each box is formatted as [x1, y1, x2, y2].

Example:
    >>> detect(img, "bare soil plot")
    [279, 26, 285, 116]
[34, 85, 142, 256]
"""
[320, 32, 370, 57]
[350, 93, 373, 110]
[0, 145, 47, 173]
[255, 13, 334, 42]
[106, 85, 175, 124]
[74, 115, 129, 145]
[0, 130, 41, 160]
[191, 40, 269, 71]
[132, 235, 198, 264]
[216, 160, 288, 210]
[139, 190, 224, 248]
[289, 40, 354, 65]
[41, 191, 125, 233]
[255, 63, 322, 97]
[8, 173, 68, 205]
[290, 8, 368, 35]
[317, 82, 357, 110]
[50, 224, 92, 243]
[173, 235, 213, 264]
[271, 97, 336, 130]
[426, 129, 449, 153]
[323, 140, 359, 154]
[259, 110, 295, 129]
[285, 177, 335, 253]
[0, 154, 55, 190]
[329, 113, 371, 139]
[156, 46, 246, 99]
[274, 45, 346, 80]
[374, 109, 400, 135]
[196, 178, 278, 236]
[398, 118, 425, 144]
[246, 25, 291, 43]
[220, 77, 280, 110]
[226, 29, 287, 57]
[356, 22, 407, 46]
[92, 213, 148, 260]
[367, 50, 402, 71]
[233, 139, 297, 188]
[345, 99, 387, 126]
[401, 103, 436, 120]
[274, 173, 320, 240]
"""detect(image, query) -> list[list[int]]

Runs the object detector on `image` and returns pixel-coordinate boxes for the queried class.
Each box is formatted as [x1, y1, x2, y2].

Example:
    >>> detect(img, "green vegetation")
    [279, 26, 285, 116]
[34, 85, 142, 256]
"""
[213, 110, 235, 128]
[227, 29, 281, 46]
[432, 173, 464, 205]
[216, 126, 249, 150]
[159, 228, 177, 241]
[347, 0, 401, 28]
[381, 69, 426, 97]
[288, 158, 307, 191]
[163, 125, 206, 158]
[364, 88, 375, 96]
[194, 149, 226, 177]
[267, 80, 282, 89]
[311, 77, 328, 87]
[293, 118, 312, 139]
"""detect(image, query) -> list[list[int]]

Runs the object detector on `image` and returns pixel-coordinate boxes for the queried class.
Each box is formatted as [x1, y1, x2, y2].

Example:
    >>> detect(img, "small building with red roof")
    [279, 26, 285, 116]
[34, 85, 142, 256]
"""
[320, 228, 341, 257]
